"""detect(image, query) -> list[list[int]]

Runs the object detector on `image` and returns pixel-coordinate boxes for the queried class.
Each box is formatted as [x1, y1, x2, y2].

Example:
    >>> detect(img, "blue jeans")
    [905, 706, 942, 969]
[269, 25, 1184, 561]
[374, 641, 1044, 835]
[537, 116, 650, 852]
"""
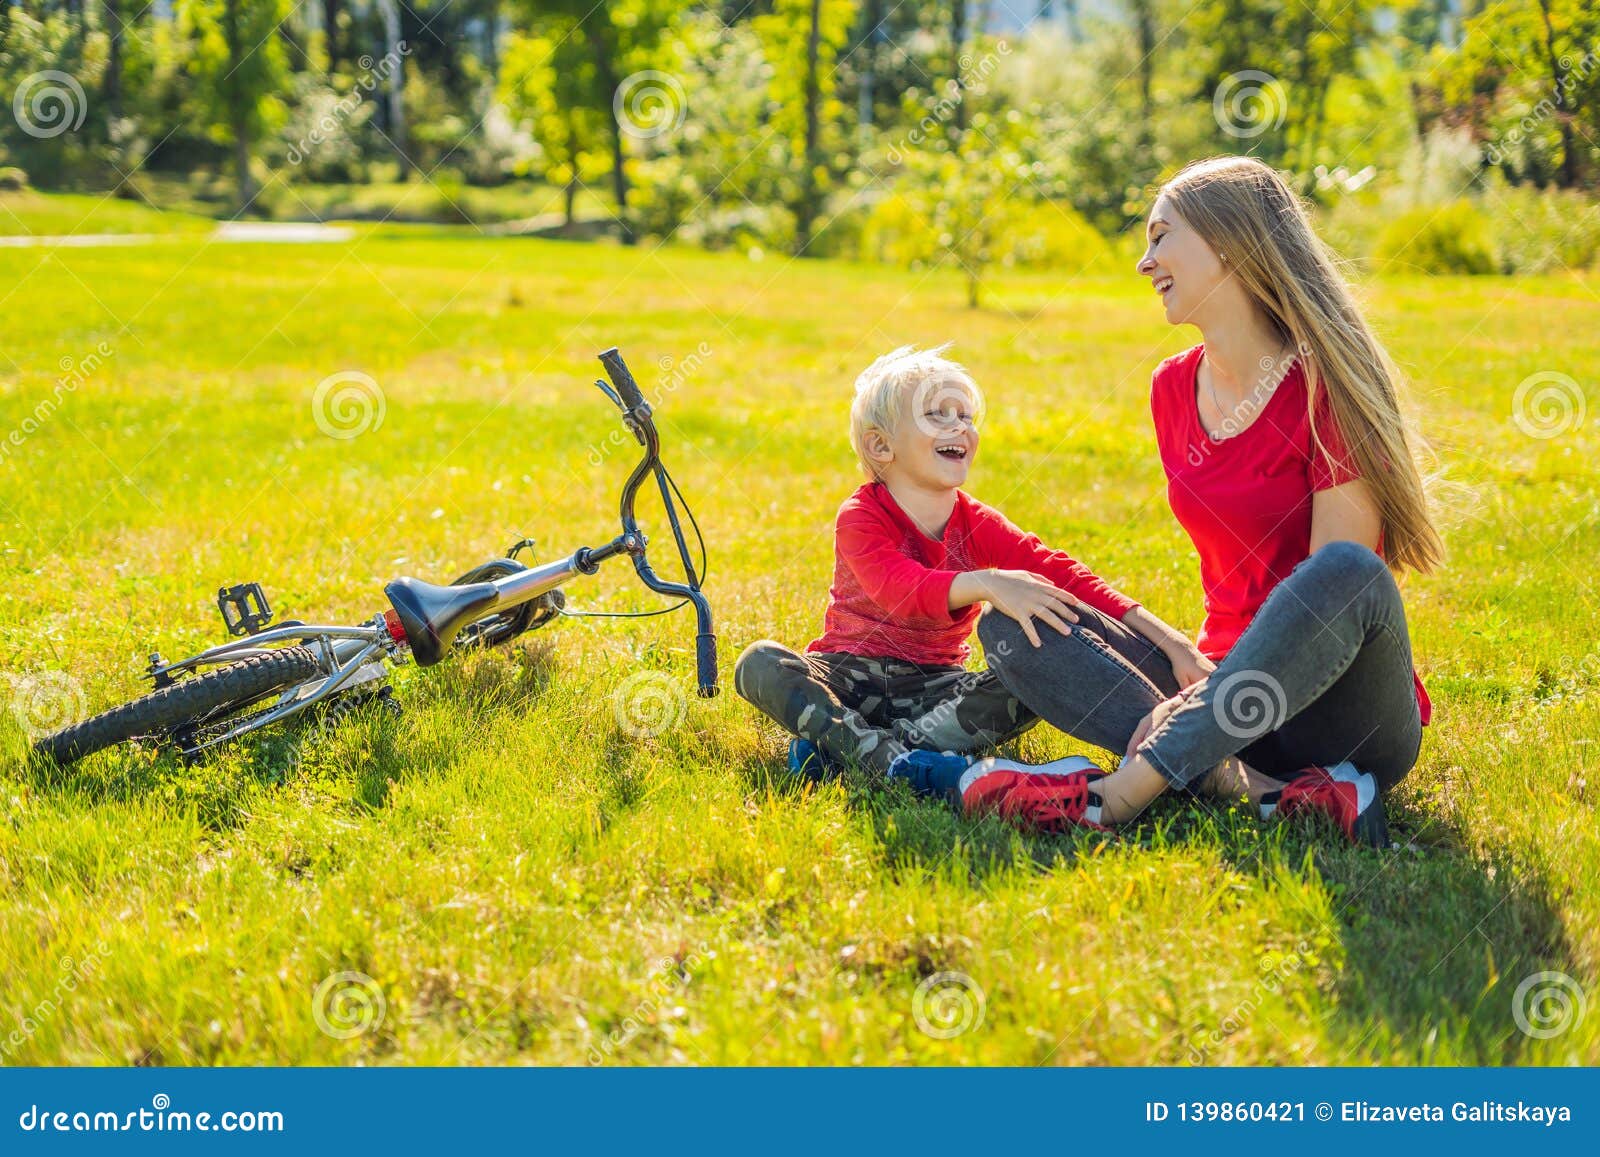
[977, 542, 1423, 790]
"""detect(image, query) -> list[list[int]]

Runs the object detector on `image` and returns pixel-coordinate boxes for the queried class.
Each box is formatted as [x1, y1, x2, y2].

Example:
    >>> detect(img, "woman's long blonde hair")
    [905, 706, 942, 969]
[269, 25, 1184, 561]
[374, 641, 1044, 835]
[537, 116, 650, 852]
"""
[1161, 155, 1443, 574]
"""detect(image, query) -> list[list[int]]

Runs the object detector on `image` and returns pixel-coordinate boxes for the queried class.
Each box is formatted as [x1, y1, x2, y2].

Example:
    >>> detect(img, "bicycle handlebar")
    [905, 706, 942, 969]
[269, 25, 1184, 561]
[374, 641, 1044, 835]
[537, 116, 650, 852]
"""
[599, 347, 647, 412]
[597, 348, 719, 699]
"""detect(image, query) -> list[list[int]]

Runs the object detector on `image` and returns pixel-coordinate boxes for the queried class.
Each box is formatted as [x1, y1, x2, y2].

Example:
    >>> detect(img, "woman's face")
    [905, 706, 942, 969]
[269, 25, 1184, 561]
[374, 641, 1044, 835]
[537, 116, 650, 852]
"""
[1136, 195, 1228, 327]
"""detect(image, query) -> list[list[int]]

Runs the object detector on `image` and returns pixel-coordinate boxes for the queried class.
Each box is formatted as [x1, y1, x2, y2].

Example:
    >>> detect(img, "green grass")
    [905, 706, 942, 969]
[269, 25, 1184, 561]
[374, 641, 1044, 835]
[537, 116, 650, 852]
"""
[0, 176, 614, 236]
[0, 191, 215, 237]
[0, 200, 1596, 1065]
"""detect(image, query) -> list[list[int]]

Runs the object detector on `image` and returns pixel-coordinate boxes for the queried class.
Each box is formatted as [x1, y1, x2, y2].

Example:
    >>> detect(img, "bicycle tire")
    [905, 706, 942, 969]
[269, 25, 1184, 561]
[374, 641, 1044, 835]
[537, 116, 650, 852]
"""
[32, 646, 323, 767]
[449, 559, 564, 650]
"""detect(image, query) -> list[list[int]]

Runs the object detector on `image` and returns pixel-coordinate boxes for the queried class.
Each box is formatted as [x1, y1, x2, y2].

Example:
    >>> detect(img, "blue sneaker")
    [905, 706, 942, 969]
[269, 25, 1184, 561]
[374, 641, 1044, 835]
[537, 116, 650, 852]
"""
[886, 749, 973, 802]
[787, 737, 833, 781]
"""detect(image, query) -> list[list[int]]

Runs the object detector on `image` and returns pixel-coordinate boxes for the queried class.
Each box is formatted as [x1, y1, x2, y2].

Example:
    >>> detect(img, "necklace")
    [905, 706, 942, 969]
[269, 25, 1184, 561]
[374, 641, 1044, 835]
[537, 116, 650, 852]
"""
[1202, 340, 1295, 441]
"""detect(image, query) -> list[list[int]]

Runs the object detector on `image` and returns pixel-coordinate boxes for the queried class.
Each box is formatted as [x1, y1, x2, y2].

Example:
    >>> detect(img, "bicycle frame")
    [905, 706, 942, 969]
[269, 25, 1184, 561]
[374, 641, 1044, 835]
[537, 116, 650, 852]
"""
[144, 347, 716, 756]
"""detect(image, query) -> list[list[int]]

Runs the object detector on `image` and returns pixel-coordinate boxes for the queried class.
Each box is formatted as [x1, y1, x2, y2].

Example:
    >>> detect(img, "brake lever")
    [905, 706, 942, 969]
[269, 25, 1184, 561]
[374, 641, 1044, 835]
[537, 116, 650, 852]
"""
[593, 378, 625, 410]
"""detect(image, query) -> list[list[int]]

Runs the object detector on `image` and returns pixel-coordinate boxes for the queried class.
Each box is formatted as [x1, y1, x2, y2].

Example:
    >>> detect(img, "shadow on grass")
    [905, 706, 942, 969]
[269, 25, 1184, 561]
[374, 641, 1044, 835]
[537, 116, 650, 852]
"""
[10, 636, 566, 823]
[1288, 836, 1573, 1061]
[1200, 797, 1579, 1064]
[734, 745, 1581, 1061]
[732, 749, 1121, 881]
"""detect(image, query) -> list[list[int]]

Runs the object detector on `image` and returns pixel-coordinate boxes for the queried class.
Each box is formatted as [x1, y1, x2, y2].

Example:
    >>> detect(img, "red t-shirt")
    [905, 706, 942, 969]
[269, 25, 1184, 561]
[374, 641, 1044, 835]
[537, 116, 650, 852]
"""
[1151, 344, 1430, 724]
[808, 482, 1139, 667]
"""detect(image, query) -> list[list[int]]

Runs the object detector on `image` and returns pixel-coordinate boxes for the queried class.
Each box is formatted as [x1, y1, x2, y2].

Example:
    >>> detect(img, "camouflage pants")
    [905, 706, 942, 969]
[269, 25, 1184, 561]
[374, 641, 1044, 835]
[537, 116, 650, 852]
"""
[733, 640, 1037, 775]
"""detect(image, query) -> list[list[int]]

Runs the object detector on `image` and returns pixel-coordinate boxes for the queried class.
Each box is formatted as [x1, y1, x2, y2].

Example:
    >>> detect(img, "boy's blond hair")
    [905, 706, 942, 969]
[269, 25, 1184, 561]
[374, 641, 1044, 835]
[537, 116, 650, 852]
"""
[849, 344, 983, 479]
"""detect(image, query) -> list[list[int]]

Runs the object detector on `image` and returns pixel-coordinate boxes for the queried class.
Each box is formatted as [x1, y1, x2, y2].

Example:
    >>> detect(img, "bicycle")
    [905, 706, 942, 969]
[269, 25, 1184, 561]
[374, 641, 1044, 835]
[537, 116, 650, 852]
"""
[33, 348, 717, 767]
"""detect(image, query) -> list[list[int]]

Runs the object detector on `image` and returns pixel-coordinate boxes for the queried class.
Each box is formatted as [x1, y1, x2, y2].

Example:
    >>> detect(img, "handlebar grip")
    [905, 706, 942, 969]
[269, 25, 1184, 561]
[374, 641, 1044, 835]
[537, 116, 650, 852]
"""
[599, 348, 647, 411]
[695, 632, 719, 698]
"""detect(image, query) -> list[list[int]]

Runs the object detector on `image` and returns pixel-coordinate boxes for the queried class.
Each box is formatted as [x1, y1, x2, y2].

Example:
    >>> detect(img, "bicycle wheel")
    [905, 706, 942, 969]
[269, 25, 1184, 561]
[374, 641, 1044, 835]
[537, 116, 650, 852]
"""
[448, 559, 565, 651]
[32, 646, 322, 767]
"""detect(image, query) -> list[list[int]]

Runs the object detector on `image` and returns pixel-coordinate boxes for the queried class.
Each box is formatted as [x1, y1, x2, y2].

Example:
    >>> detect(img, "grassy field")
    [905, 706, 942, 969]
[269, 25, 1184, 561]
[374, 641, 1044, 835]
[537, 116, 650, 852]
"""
[0, 178, 614, 237]
[0, 193, 1596, 1066]
[0, 191, 215, 237]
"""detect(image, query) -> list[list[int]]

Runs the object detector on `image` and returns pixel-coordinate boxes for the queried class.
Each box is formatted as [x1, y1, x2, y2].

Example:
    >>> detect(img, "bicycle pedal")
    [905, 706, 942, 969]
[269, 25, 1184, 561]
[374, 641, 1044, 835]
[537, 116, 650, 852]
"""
[217, 583, 274, 637]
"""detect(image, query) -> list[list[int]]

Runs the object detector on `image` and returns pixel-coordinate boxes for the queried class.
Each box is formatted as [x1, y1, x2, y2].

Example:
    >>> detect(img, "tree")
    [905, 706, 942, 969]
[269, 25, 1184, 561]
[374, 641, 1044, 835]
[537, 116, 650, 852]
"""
[181, 0, 292, 208]
[754, 0, 855, 255]
[102, 0, 125, 121]
[1190, 0, 1377, 172]
[799, 0, 823, 249]
[374, 0, 410, 173]
[505, 0, 688, 242]
[499, 27, 606, 226]
[951, 0, 966, 133]
[1435, 0, 1600, 187]
[888, 112, 1050, 308]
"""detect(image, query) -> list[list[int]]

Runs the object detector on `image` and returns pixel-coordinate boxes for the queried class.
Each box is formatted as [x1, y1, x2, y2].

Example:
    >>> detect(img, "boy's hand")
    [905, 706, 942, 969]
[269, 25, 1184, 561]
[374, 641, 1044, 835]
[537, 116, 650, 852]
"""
[1124, 690, 1190, 763]
[975, 569, 1080, 647]
[1168, 646, 1216, 690]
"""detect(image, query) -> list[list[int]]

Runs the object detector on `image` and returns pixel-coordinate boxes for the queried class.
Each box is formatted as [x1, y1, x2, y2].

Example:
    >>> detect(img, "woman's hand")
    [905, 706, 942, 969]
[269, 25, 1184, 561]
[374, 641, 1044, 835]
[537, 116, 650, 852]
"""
[1167, 645, 1216, 690]
[968, 569, 1081, 648]
[1118, 607, 1213, 689]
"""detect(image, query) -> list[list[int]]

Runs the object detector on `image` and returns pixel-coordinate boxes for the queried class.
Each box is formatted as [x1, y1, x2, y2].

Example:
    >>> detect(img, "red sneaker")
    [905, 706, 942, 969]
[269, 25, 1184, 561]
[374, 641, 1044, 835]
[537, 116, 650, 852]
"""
[1264, 762, 1389, 848]
[959, 756, 1109, 832]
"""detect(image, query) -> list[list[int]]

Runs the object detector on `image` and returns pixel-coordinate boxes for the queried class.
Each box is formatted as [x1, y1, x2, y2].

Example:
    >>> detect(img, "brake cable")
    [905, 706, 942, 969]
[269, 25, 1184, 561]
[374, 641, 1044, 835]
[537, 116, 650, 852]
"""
[545, 459, 710, 621]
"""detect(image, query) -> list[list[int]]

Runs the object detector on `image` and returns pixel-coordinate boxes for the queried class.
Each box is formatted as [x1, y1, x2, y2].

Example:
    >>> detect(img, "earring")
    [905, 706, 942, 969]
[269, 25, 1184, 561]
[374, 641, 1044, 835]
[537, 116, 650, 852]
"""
[1220, 252, 1228, 262]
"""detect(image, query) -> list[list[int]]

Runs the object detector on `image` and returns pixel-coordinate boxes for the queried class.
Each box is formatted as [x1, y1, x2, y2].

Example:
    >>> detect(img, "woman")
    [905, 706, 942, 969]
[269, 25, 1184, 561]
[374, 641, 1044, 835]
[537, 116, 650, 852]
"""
[973, 155, 1441, 847]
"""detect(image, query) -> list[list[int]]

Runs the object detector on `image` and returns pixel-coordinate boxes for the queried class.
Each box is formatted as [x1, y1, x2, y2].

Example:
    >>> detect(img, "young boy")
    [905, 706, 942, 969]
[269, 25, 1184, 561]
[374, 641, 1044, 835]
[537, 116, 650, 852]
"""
[734, 345, 1205, 817]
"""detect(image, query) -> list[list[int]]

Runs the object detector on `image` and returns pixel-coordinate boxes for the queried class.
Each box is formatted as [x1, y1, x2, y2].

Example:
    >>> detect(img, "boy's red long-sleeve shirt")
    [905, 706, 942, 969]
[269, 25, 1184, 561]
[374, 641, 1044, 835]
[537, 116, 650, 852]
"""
[807, 482, 1138, 667]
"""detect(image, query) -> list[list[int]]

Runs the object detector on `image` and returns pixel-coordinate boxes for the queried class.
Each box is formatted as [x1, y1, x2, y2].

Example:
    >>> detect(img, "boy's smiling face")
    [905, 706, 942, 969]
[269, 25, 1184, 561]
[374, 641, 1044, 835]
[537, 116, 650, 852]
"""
[867, 379, 981, 490]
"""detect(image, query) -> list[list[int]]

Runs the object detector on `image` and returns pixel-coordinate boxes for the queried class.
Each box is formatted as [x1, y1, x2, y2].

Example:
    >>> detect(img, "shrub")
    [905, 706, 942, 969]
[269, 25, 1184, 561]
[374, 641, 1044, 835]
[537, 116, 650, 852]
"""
[1001, 202, 1113, 272]
[1486, 181, 1600, 274]
[1375, 200, 1498, 275]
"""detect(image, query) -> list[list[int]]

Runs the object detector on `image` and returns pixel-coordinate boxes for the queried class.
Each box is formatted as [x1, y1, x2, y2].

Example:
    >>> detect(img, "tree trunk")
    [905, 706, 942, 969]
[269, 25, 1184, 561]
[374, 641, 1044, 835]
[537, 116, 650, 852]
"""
[951, 0, 967, 134]
[1133, 0, 1154, 158]
[858, 0, 881, 133]
[225, 0, 256, 209]
[377, 0, 413, 175]
[590, 14, 633, 243]
[323, 0, 341, 76]
[482, 0, 500, 80]
[1538, 0, 1579, 187]
[102, 0, 123, 121]
[565, 170, 578, 228]
[794, 0, 823, 255]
